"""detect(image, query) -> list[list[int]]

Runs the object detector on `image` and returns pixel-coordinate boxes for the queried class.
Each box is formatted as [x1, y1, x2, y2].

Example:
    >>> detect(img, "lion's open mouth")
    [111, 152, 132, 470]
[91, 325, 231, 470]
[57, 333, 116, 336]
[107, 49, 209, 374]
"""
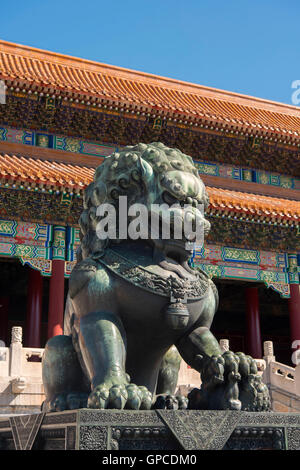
[166, 250, 182, 264]
[163, 239, 193, 264]
[151, 238, 195, 279]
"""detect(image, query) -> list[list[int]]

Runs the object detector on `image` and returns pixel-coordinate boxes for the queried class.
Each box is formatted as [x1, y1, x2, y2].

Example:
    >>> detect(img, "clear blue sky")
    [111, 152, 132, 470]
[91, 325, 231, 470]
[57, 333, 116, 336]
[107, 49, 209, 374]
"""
[1, 0, 299, 105]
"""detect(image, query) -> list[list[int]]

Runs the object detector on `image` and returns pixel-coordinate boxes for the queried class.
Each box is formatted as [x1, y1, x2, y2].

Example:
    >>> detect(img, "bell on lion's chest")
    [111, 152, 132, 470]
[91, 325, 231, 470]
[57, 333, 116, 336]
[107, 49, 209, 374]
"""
[164, 302, 190, 330]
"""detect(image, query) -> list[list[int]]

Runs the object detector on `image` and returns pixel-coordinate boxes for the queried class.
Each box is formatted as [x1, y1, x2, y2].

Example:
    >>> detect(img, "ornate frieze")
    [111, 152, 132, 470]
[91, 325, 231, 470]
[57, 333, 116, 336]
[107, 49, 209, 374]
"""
[52, 226, 66, 261]
[0, 219, 52, 262]
[193, 242, 294, 297]
[1, 123, 299, 189]
[0, 211, 297, 294]
[206, 216, 300, 253]
[0, 95, 299, 177]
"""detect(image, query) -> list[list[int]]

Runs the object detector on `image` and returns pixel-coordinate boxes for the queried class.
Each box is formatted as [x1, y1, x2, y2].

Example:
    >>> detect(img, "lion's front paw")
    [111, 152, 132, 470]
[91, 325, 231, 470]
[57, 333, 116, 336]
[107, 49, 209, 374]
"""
[87, 384, 152, 410]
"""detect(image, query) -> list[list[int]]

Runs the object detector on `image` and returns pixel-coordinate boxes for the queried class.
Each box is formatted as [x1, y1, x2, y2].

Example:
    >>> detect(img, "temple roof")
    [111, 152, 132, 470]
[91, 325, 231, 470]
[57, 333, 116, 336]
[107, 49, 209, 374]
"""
[0, 153, 93, 190]
[1, 40, 300, 142]
[0, 153, 298, 224]
[208, 186, 299, 223]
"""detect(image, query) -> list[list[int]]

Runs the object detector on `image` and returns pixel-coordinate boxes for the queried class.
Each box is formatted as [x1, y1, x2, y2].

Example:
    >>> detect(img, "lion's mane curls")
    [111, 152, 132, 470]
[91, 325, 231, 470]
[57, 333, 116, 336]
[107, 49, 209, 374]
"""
[79, 142, 210, 260]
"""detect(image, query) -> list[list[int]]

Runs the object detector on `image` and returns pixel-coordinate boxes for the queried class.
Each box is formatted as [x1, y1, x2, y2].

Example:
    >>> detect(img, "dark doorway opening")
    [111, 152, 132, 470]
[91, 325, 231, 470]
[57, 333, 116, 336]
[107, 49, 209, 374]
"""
[212, 279, 290, 365]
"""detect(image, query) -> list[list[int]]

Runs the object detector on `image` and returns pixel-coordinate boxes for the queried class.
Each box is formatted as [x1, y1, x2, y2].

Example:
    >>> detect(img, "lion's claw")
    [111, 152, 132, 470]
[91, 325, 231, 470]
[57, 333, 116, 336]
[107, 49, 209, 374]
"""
[47, 392, 88, 412]
[125, 384, 142, 410]
[139, 386, 153, 410]
[88, 384, 109, 409]
[87, 383, 152, 410]
[153, 394, 188, 410]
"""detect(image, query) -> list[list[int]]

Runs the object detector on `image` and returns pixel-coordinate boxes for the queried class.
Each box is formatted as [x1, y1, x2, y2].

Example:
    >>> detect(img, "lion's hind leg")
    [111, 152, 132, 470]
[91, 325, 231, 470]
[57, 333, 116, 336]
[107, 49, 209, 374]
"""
[42, 335, 90, 412]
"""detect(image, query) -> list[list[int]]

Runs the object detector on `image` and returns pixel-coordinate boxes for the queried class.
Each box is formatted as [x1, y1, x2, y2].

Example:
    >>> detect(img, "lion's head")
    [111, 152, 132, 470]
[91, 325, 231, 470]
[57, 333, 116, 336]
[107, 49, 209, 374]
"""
[79, 142, 210, 266]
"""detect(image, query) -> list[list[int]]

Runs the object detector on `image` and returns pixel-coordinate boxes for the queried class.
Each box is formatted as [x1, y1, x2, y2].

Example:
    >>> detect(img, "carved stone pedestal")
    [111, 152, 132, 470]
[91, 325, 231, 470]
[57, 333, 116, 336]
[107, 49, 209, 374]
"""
[0, 409, 299, 450]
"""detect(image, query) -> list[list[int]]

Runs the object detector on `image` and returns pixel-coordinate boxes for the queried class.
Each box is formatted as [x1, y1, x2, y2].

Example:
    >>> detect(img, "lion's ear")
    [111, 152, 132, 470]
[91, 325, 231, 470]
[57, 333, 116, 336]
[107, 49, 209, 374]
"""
[138, 157, 153, 182]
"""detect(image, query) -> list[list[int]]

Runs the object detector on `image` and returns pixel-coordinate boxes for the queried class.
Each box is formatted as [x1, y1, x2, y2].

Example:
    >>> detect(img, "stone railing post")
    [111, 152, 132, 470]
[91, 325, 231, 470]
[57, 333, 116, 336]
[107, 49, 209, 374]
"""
[263, 341, 276, 364]
[9, 327, 28, 393]
[219, 339, 229, 353]
[9, 326, 23, 377]
[262, 341, 276, 385]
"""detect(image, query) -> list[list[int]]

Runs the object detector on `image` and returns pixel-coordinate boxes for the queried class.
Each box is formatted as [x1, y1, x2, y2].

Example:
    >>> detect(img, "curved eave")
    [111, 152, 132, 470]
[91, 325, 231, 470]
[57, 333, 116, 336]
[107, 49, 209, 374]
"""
[1, 40, 300, 143]
[0, 153, 299, 225]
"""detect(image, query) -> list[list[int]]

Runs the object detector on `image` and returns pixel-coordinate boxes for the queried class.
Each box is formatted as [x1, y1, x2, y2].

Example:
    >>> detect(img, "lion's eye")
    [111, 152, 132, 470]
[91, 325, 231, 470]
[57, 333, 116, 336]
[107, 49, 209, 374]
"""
[162, 191, 179, 206]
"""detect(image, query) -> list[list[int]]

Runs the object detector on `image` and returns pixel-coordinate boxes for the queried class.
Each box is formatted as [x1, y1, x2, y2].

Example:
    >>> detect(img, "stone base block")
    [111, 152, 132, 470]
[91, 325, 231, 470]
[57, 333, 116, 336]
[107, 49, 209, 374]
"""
[0, 409, 300, 450]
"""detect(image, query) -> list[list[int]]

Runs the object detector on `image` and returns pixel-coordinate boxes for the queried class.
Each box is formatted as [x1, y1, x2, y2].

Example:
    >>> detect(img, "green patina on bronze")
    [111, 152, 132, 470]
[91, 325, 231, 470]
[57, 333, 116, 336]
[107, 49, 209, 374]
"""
[42, 142, 270, 412]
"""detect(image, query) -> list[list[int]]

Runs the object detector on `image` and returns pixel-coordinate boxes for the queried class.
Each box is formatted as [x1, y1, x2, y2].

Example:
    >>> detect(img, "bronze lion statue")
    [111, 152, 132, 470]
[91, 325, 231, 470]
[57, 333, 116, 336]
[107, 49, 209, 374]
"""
[42, 142, 270, 412]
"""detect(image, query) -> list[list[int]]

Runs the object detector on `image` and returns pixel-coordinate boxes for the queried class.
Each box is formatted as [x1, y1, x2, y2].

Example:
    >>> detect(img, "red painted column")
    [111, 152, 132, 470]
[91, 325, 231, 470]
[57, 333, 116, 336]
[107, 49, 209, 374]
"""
[47, 225, 66, 339]
[47, 259, 65, 339]
[288, 284, 300, 350]
[245, 287, 262, 358]
[25, 268, 43, 347]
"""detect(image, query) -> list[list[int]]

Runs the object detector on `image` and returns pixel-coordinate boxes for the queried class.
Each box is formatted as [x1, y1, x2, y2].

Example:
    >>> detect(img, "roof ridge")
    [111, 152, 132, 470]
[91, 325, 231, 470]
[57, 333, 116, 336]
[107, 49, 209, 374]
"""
[1, 39, 300, 117]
